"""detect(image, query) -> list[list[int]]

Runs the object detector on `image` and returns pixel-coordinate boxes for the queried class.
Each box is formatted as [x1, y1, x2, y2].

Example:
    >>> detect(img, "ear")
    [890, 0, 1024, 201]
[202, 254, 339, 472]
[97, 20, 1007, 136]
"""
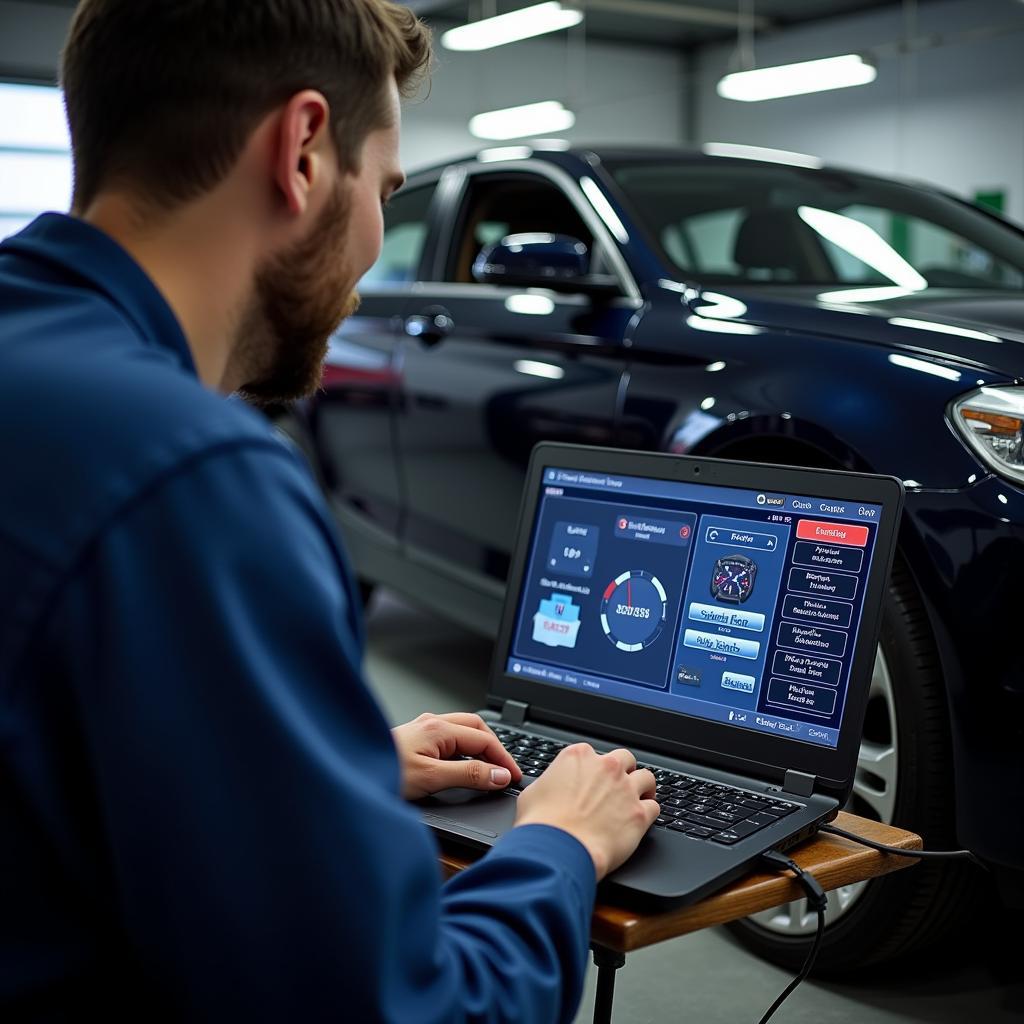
[273, 90, 331, 217]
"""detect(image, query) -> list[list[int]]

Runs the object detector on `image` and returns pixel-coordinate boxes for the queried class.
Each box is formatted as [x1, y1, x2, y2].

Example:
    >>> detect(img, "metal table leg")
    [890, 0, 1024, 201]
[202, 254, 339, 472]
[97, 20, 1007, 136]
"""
[591, 944, 626, 1024]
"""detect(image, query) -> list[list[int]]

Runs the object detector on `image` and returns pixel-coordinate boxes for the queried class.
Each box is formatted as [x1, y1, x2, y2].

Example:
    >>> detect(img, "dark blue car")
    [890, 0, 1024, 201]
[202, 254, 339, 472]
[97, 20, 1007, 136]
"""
[279, 144, 1024, 972]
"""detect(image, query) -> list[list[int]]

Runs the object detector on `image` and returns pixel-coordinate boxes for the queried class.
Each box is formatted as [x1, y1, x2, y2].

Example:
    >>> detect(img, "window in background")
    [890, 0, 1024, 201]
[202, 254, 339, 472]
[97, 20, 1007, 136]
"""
[0, 83, 72, 240]
[360, 183, 437, 288]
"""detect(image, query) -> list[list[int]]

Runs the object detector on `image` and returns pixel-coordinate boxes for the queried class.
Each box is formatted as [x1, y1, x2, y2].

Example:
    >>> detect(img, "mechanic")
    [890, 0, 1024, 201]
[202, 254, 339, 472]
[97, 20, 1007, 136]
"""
[0, 1, 660, 1020]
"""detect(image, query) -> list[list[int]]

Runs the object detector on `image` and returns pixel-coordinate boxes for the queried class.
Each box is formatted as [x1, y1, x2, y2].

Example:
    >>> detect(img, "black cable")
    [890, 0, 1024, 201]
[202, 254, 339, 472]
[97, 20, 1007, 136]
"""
[820, 823, 989, 872]
[752, 828, 988, 1022]
[755, 850, 829, 1024]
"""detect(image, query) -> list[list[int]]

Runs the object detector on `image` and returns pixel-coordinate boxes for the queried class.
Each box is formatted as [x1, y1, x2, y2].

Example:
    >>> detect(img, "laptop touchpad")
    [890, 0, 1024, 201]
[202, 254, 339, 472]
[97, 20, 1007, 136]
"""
[421, 789, 518, 834]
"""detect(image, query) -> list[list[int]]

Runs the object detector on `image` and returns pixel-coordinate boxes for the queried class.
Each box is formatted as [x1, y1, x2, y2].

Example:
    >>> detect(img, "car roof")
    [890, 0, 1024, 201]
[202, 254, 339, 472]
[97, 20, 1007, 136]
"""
[404, 143, 944, 197]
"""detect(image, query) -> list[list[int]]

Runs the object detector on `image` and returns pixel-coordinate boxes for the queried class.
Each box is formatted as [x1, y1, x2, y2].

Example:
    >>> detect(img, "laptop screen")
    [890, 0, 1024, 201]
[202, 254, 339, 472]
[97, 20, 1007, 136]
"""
[504, 465, 885, 750]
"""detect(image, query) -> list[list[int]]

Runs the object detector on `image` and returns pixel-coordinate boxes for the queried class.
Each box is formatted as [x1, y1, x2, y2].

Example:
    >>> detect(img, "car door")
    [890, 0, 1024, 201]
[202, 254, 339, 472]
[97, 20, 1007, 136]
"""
[313, 175, 440, 584]
[395, 161, 641, 632]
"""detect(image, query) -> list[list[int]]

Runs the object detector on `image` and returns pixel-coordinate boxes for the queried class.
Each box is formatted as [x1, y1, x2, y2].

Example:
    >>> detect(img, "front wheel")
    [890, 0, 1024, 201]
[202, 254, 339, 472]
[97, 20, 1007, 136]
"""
[726, 560, 984, 975]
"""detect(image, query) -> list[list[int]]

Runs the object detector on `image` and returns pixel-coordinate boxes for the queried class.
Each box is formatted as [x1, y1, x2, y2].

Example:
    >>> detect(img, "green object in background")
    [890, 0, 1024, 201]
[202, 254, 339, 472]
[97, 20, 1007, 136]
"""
[974, 189, 1006, 214]
[890, 214, 909, 259]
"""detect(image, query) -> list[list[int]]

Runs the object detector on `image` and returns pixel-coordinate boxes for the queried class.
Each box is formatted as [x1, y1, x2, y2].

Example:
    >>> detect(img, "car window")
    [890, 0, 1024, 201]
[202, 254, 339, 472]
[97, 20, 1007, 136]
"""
[360, 182, 437, 288]
[607, 161, 1024, 289]
[446, 173, 602, 284]
[670, 208, 744, 276]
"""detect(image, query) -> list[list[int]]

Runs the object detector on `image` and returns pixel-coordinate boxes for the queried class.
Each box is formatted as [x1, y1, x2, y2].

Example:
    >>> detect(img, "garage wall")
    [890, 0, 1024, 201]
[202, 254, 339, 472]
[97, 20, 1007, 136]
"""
[0, 1, 72, 82]
[399, 30, 688, 171]
[694, 0, 1024, 221]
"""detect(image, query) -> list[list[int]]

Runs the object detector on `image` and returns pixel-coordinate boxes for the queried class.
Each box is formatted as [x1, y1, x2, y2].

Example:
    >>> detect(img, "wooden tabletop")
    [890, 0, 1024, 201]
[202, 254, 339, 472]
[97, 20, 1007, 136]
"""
[439, 810, 921, 953]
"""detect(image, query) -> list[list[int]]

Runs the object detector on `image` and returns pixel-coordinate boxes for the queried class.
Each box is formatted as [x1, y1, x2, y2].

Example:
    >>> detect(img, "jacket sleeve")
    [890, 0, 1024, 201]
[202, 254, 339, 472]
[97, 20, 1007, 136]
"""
[43, 438, 596, 1023]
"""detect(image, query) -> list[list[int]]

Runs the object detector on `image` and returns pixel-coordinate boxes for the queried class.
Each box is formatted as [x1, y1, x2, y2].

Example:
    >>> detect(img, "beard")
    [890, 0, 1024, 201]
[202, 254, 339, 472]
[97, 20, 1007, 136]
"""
[233, 181, 361, 408]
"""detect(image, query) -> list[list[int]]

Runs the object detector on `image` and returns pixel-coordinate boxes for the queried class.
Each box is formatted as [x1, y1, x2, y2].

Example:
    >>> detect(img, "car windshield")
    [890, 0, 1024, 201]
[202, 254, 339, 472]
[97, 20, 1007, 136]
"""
[604, 159, 1024, 290]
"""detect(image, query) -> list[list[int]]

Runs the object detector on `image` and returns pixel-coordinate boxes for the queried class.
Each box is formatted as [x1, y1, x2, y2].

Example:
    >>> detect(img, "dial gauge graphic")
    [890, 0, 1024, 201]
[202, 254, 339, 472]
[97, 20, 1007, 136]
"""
[710, 553, 758, 604]
[600, 570, 668, 652]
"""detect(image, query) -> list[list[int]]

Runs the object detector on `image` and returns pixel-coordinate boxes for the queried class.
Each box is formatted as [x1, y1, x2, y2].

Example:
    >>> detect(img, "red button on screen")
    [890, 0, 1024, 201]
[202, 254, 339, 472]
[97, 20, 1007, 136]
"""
[796, 519, 869, 547]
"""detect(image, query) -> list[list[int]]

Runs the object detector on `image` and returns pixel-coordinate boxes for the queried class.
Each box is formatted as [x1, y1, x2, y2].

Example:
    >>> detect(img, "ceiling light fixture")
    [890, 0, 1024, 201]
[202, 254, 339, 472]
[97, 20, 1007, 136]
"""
[717, 54, 877, 102]
[469, 100, 575, 141]
[442, 1, 583, 51]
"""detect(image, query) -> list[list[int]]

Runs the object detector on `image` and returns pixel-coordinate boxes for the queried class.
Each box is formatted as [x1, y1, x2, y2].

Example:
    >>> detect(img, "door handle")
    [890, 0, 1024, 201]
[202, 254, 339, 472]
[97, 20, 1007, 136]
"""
[404, 311, 454, 347]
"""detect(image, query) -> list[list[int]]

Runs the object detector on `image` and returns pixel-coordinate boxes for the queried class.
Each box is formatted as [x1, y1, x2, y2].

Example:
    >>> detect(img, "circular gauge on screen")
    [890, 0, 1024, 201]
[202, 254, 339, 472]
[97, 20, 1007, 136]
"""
[710, 553, 758, 604]
[600, 570, 668, 652]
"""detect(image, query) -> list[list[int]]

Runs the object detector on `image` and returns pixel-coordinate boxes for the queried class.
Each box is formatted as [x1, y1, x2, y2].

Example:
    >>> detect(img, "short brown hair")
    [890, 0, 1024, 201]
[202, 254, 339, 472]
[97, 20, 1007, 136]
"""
[61, 0, 432, 212]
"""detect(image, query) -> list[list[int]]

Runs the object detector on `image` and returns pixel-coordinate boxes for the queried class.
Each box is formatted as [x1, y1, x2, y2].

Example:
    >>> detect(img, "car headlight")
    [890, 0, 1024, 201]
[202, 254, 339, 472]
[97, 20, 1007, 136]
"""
[949, 386, 1024, 485]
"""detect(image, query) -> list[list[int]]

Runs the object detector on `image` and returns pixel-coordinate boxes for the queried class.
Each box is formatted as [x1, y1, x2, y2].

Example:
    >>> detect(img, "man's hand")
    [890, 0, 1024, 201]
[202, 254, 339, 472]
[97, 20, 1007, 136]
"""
[514, 744, 659, 880]
[392, 712, 524, 800]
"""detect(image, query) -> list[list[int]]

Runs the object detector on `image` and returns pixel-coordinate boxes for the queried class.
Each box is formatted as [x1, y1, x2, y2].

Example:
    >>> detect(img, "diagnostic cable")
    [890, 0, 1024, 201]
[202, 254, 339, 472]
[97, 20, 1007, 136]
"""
[755, 829, 986, 1022]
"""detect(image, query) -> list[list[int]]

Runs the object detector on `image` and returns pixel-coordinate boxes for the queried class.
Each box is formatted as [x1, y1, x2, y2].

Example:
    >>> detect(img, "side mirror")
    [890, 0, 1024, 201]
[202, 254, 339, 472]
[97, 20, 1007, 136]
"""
[472, 233, 619, 296]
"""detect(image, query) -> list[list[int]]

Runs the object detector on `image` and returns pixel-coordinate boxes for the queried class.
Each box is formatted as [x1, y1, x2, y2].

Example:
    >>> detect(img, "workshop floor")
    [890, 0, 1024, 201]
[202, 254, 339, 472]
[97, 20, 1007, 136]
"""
[363, 590, 1021, 1024]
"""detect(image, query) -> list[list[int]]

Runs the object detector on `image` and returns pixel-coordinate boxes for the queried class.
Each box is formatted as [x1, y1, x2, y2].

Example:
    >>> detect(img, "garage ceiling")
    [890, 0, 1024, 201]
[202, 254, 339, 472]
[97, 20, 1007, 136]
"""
[407, 0, 932, 50]
[33, 0, 933, 51]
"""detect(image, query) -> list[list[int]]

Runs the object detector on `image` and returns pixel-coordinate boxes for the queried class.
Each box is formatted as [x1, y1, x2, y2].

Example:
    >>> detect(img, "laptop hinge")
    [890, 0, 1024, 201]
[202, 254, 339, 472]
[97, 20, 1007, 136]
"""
[501, 699, 529, 726]
[783, 770, 816, 798]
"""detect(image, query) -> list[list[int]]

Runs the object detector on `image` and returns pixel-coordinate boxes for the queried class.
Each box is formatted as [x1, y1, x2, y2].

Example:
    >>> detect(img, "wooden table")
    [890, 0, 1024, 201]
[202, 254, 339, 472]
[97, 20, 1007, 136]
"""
[439, 811, 922, 1023]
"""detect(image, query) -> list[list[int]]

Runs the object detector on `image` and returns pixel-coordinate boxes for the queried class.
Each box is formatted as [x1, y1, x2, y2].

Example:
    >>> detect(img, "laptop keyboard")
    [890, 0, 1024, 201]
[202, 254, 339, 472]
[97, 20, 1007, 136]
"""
[491, 726, 802, 846]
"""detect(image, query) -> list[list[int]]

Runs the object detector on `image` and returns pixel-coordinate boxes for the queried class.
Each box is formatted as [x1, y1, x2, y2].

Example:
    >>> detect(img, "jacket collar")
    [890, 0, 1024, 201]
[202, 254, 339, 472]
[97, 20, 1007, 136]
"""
[2, 212, 197, 376]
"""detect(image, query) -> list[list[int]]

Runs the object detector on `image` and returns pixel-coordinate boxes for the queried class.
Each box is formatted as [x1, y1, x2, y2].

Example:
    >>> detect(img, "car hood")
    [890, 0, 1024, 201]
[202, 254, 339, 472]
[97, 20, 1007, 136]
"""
[686, 285, 1024, 378]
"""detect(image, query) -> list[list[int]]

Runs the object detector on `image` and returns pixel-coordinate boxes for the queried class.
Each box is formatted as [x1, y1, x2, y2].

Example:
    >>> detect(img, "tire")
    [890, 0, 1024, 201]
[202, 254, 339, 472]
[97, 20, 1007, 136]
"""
[726, 558, 986, 975]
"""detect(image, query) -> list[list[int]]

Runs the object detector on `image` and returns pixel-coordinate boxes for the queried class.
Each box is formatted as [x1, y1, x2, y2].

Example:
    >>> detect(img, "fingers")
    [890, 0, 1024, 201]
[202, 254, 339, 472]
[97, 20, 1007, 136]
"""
[639, 798, 661, 827]
[438, 722, 523, 781]
[428, 712, 493, 732]
[603, 747, 638, 773]
[430, 757, 513, 792]
[630, 768, 658, 800]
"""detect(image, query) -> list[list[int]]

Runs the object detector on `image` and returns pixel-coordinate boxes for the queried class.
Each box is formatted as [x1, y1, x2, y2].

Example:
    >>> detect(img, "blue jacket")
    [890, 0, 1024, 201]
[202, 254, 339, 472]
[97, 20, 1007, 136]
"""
[0, 214, 596, 1022]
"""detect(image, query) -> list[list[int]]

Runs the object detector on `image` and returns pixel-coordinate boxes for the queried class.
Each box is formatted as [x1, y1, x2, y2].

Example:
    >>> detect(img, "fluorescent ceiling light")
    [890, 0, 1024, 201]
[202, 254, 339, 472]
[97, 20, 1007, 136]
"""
[717, 54, 876, 102]
[702, 142, 823, 169]
[443, 2, 583, 51]
[469, 100, 575, 141]
[798, 206, 928, 290]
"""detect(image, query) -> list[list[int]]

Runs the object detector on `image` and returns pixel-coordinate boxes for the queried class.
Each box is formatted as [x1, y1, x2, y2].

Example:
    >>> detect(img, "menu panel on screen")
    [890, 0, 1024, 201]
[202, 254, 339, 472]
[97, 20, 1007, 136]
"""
[505, 466, 884, 749]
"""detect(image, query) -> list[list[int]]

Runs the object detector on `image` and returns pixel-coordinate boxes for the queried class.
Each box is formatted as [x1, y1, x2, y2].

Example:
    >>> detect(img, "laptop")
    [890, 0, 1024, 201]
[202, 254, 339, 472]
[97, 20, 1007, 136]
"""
[420, 442, 904, 907]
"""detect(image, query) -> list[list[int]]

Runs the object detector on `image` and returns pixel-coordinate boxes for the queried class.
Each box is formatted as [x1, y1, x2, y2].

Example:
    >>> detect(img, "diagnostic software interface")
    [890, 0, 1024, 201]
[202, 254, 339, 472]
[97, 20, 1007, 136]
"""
[506, 466, 885, 749]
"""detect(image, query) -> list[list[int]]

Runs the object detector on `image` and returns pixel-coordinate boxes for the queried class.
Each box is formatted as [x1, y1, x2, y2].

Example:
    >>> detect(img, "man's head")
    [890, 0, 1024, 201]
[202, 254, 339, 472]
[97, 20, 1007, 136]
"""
[61, 0, 431, 403]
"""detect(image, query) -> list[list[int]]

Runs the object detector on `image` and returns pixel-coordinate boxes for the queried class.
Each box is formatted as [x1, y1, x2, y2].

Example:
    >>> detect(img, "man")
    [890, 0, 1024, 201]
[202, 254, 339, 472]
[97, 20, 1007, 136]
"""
[0, 1, 660, 1020]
